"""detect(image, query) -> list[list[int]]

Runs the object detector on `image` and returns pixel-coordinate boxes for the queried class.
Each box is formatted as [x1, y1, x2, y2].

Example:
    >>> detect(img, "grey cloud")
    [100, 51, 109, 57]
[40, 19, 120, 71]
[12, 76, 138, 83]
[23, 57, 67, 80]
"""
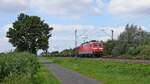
[31, 0, 103, 18]
[0, 0, 28, 13]
[109, 0, 150, 17]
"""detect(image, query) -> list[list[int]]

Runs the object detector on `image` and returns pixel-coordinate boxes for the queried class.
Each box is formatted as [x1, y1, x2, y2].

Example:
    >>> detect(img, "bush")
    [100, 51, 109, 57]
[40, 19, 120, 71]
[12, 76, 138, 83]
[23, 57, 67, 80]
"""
[138, 45, 150, 56]
[126, 47, 137, 55]
[0, 52, 39, 82]
[135, 45, 150, 59]
[104, 40, 116, 55]
[111, 46, 121, 56]
[3, 74, 32, 84]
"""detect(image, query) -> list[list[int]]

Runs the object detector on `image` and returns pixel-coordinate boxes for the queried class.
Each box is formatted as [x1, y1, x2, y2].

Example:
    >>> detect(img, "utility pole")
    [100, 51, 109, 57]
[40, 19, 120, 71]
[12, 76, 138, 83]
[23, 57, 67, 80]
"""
[75, 29, 78, 57]
[75, 29, 77, 48]
[111, 29, 114, 41]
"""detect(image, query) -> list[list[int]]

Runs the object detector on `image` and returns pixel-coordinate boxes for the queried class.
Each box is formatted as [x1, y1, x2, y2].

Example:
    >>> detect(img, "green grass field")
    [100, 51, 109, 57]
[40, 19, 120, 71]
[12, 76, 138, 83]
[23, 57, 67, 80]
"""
[36, 57, 60, 84]
[33, 64, 60, 84]
[48, 57, 150, 84]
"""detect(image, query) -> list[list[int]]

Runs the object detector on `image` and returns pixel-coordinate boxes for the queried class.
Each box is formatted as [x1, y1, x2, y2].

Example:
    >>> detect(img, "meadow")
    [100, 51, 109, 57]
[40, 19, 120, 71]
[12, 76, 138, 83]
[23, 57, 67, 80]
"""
[48, 57, 150, 84]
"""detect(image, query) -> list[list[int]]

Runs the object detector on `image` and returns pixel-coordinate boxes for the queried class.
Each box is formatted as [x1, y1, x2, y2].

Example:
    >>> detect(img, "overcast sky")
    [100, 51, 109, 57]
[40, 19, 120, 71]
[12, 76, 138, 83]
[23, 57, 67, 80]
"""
[0, 0, 150, 53]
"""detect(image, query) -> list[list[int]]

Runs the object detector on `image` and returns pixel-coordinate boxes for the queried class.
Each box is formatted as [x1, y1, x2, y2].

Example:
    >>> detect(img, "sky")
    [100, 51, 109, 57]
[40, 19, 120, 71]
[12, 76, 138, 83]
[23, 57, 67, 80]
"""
[0, 0, 150, 53]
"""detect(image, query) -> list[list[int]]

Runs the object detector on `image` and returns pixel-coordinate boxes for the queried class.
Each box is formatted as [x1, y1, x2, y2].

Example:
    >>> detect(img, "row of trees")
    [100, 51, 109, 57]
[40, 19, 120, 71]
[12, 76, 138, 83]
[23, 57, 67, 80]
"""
[104, 24, 150, 59]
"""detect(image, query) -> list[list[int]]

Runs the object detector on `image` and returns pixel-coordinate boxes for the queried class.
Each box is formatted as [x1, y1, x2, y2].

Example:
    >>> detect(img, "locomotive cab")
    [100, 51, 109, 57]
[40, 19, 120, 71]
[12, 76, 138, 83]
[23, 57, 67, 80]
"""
[91, 42, 104, 56]
[77, 40, 104, 57]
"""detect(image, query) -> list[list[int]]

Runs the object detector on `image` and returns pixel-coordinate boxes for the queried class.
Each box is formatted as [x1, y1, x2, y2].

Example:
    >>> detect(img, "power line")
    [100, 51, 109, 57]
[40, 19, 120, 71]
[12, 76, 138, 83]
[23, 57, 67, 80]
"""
[74, 28, 114, 46]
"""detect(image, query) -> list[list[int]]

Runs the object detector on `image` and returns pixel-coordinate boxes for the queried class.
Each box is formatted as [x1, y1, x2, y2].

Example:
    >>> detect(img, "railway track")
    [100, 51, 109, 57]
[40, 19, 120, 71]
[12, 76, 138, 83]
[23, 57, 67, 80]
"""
[55, 56, 150, 64]
[92, 58, 150, 64]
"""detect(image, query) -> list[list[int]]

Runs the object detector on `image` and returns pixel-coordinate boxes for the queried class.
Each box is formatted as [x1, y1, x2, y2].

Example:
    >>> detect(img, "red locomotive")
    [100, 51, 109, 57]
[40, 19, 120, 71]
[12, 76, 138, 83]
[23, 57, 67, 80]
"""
[76, 40, 104, 57]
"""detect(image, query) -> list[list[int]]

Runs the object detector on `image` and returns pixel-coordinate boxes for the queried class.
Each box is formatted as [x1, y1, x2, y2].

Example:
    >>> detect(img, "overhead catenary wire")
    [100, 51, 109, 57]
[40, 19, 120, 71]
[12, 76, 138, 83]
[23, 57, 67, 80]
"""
[77, 28, 114, 43]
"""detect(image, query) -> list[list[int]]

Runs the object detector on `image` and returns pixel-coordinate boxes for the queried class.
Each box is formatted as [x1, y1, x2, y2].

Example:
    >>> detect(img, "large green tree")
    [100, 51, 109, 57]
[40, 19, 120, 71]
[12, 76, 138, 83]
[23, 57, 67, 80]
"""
[7, 13, 53, 54]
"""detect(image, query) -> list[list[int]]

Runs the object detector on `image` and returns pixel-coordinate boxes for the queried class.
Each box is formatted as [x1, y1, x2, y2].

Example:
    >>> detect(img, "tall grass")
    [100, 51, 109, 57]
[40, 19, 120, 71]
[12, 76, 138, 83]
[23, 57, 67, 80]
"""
[0, 52, 39, 82]
[33, 64, 60, 84]
[0, 52, 59, 84]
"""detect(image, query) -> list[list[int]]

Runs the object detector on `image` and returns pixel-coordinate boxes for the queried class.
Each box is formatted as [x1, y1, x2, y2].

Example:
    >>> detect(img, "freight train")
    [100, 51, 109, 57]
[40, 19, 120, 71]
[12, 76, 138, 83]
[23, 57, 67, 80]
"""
[75, 40, 104, 57]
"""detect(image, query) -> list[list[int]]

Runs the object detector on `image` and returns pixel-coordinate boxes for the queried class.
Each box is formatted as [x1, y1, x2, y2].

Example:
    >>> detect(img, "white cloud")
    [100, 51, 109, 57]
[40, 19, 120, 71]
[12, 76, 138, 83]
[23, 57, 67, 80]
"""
[0, 0, 28, 13]
[109, 0, 150, 17]
[30, 0, 103, 18]
[0, 24, 14, 53]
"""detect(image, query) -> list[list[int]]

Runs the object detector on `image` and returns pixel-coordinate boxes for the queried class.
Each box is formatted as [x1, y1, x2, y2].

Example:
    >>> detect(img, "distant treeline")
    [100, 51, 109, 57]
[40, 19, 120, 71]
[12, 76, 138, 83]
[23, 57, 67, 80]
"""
[46, 24, 150, 59]
[41, 49, 75, 57]
[104, 24, 150, 59]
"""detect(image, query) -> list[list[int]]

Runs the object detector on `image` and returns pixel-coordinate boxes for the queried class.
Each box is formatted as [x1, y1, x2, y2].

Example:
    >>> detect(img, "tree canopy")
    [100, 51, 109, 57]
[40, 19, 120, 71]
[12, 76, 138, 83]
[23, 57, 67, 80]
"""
[7, 13, 53, 54]
[104, 24, 150, 59]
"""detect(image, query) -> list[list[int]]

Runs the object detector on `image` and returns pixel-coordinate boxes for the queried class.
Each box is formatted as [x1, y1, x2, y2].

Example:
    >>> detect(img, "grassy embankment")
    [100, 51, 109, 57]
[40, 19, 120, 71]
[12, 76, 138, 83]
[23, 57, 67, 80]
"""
[0, 52, 59, 84]
[48, 57, 150, 84]
[33, 64, 60, 84]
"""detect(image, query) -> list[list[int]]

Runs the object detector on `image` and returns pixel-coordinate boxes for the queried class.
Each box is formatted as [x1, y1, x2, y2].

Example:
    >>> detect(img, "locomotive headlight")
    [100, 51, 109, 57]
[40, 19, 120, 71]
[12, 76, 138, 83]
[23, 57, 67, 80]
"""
[92, 48, 98, 49]
[93, 48, 103, 50]
[99, 48, 103, 50]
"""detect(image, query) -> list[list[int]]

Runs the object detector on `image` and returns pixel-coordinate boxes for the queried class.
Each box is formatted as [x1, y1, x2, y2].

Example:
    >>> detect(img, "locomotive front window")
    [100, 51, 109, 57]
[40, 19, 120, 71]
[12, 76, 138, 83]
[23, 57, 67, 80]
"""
[93, 44, 99, 47]
[92, 43, 102, 47]
[94, 44, 97, 47]
[99, 44, 102, 47]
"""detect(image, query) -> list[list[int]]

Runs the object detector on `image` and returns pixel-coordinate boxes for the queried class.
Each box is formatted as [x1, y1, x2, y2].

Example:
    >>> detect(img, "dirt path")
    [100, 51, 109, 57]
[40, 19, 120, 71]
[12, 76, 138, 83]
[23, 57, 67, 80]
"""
[42, 60, 101, 84]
